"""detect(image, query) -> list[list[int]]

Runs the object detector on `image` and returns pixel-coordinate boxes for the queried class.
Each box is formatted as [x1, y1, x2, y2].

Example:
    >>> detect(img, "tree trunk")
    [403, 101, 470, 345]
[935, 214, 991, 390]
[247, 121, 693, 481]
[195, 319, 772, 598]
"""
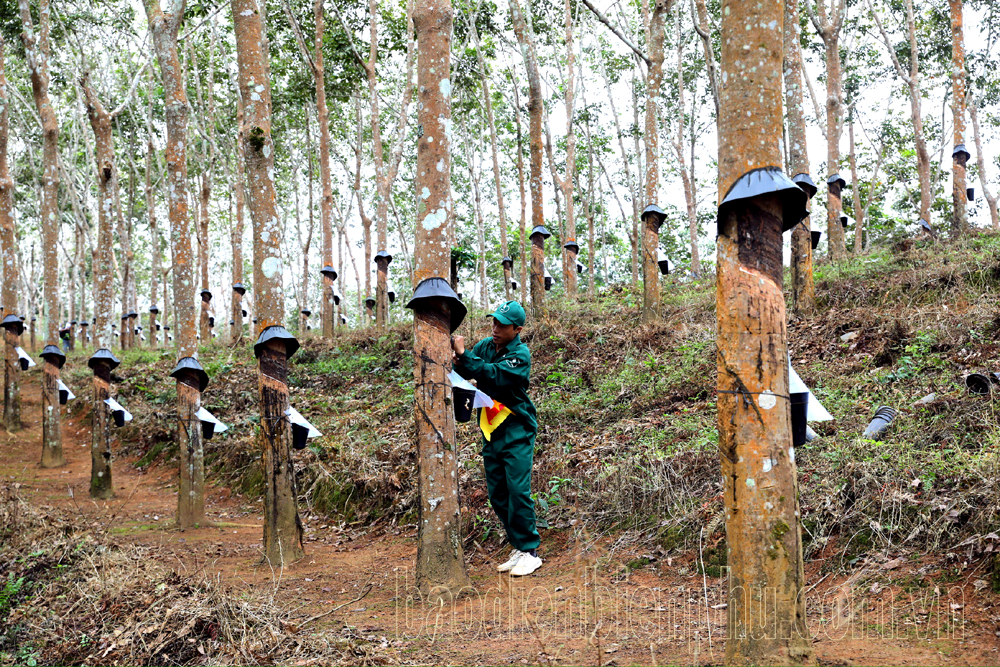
[950, 0, 967, 238]
[411, 0, 470, 596]
[671, 6, 700, 278]
[968, 101, 999, 229]
[561, 0, 578, 298]
[785, 0, 815, 313]
[470, 20, 509, 300]
[0, 35, 20, 432]
[144, 0, 204, 527]
[510, 0, 545, 317]
[717, 1, 814, 662]
[147, 67, 160, 349]
[230, 67, 247, 346]
[19, 0, 63, 467]
[641, 0, 670, 323]
[314, 0, 335, 338]
[824, 32, 846, 260]
[232, 0, 304, 566]
[849, 115, 865, 254]
[513, 80, 528, 304]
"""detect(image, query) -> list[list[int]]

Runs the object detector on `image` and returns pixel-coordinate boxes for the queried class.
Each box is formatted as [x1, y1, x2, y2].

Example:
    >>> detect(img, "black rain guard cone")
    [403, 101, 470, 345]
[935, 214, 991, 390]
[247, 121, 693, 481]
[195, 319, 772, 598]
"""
[564, 240, 579, 253]
[453, 386, 476, 423]
[229, 320, 234, 326]
[233, 282, 247, 295]
[88, 348, 121, 372]
[292, 423, 309, 450]
[365, 296, 375, 309]
[791, 173, 818, 199]
[374, 250, 393, 265]
[319, 265, 338, 281]
[19, 315, 25, 321]
[59, 388, 68, 405]
[170, 356, 210, 392]
[953, 144, 971, 162]
[827, 173, 847, 190]
[1, 314, 24, 336]
[529, 225, 552, 240]
[811, 230, 822, 250]
[40, 345, 66, 369]
[405, 277, 467, 333]
[149, 304, 160, 314]
[862, 406, 898, 441]
[200, 289, 212, 302]
[966, 373, 993, 396]
[112, 409, 126, 428]
[254, 325, 300, 360]
[790, 392, 808, 447]
[301, 308, 311, 317]
[919, 218, 933, 232]
[201, 420, 216, 440]
[641, 204, 667, 230]
[127, 311, 138, 319]
[718, 167, 808, 233]
[501, 256, 513, 270]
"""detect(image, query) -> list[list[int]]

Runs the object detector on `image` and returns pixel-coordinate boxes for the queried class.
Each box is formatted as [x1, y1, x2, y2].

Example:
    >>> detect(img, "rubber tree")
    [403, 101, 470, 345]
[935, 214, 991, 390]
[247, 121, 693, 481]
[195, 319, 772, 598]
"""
[868, 0, 933, 234]
[509, 0, 545, 316]
[230, 66, 247, 346]
[144, 0, 206, 528]
[232, 0, 305, 566]
[147, 67, 160, 348]
[805, 0, 847, 260]
[559, 0, 578, 298]
[314, 0, 335, 337]
[969, 100, 999, 230]
[469, 17, 510, 300]
[950, 0, 968, 239]
[0, 35, 21, 433]
[716, 0, 814, 662]
[19, 0, 64, 468]
[640, 0, 671, 323]
[784, 0, 816, 315]
[408, 0, 471, 597]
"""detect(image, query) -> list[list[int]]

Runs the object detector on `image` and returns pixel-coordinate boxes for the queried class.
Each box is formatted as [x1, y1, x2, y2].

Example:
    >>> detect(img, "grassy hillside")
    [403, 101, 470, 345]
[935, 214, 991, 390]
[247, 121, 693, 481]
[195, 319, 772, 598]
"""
[61, 232, 1000, 583]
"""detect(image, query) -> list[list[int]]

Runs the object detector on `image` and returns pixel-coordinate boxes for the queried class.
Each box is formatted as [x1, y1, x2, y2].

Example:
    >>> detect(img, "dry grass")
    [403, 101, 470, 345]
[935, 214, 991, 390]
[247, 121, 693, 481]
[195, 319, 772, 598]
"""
[0, 484, 392, 667]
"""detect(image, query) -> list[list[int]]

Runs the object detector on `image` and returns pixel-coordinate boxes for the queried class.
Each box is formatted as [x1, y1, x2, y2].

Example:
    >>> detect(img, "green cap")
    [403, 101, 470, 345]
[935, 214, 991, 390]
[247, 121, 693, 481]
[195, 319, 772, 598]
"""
[489, 301, 526, 327]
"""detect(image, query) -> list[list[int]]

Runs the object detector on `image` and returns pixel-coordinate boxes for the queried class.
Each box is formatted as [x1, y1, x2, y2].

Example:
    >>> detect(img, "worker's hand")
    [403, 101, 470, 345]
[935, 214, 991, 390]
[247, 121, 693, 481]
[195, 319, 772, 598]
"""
[451, 335, 465, 356]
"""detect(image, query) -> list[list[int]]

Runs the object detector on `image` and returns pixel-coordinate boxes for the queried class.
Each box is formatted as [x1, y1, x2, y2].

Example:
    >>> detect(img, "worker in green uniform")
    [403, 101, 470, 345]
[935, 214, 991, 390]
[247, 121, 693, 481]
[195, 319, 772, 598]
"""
[452, 300, 542, 577]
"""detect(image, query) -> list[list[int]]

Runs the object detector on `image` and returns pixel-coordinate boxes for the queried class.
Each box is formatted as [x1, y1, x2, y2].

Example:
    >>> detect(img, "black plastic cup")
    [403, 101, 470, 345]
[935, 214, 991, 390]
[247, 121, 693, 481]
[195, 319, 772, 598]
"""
[292, 423, 309, 450]
[862, 406, 898, 441]
[790, 392, 808, 447]
[112, 409, 126, 428]
[966, 373, 993, 396]
[967, 187, 975, 202]
[453, 387, 476, 423]
[59, 389, 68, 405]
[19, 358, 28, 371]
[811, 230, 822, 250]
[202, 420, 216, 440]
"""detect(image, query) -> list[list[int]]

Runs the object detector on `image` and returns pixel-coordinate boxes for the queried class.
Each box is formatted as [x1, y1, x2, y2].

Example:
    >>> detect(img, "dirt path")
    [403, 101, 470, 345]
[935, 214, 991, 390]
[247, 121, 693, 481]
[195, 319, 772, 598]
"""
[2, 375, 998, 666]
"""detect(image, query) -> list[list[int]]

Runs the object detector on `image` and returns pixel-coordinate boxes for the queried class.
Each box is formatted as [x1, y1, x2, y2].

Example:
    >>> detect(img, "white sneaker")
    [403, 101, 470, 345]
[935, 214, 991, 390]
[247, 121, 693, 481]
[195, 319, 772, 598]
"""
[509, 552, 542, 576]
[497, 549, 523, 572]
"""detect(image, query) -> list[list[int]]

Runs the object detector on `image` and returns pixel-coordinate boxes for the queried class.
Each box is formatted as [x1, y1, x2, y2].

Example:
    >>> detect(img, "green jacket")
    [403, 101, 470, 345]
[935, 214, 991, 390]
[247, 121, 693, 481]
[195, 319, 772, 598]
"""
[455, 334, 537, 431]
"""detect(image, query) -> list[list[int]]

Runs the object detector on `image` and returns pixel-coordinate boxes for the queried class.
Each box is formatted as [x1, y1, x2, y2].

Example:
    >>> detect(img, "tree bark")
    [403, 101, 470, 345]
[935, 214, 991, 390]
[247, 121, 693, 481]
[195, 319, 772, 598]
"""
[950, 0, 967, 238]
[313, 0, 335, 338]
[90, 361, 113, 499]
[19, 0, 63, 467]
[785, 0, 815, 314]
[147, 67, 160, 348]
[512, 79, 528, 304]
[510, 0, 545, 317]
[641, 0, 671, 323]
[411, 0, 471, 596]
[144, 0, 204, 527]
[717, 0, 814, 662]
[0, 35, 21, 432]
[671, 5, 700, 279]
[232, 0, 304, 566]
[230, 66, 247, 346]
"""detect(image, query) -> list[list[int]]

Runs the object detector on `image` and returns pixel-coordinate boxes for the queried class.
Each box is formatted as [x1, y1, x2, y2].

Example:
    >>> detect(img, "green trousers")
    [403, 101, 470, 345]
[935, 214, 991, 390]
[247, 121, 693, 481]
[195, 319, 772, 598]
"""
[482, 418, 540, 552]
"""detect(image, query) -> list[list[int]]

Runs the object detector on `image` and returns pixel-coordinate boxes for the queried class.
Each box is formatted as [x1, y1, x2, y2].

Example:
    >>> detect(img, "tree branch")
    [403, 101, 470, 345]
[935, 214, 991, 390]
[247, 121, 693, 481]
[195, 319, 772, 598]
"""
[580, 0, 650, 65]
